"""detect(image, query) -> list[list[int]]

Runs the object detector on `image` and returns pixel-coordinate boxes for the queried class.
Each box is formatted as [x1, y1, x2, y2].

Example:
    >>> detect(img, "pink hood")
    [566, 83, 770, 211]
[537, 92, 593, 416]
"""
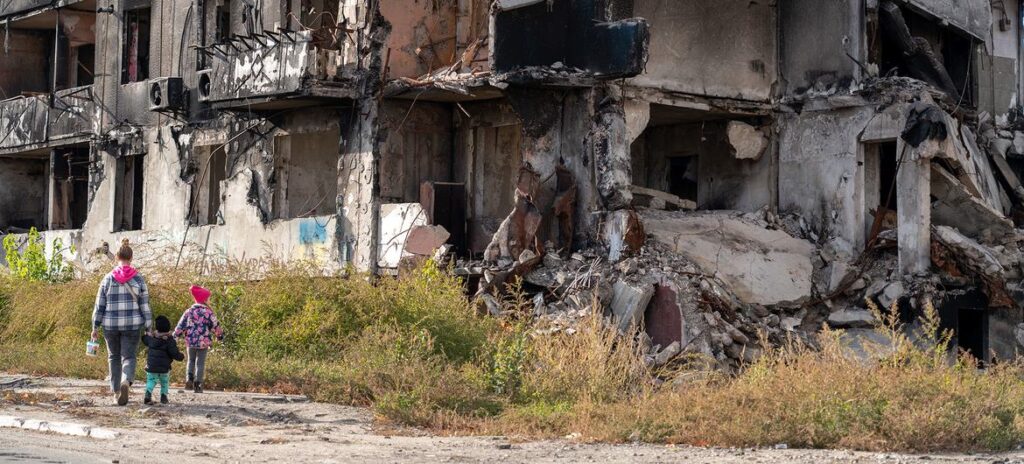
[111, 265, 138, 284]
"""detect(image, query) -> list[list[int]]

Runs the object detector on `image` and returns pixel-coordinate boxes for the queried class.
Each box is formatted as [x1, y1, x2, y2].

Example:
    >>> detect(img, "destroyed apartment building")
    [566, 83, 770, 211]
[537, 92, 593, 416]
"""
[3, 0, 1024, 366]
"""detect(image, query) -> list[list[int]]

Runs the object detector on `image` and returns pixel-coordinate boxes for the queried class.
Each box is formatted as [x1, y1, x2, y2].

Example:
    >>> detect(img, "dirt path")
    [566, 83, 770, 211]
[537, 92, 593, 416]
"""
[0, 375, 1021, 464]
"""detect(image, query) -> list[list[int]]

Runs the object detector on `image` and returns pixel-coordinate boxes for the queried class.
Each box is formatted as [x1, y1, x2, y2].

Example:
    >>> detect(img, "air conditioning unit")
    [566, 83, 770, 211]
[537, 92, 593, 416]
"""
[196, 69, 213, 102]
[148, 77, 185, 111]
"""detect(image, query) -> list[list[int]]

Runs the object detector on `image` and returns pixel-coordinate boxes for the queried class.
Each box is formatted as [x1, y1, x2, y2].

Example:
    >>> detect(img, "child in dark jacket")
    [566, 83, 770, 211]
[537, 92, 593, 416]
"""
[142, 315, 184, 405]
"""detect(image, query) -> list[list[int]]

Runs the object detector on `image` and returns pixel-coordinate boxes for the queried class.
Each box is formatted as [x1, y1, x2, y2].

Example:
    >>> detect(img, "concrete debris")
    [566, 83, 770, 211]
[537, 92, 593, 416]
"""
[878, 282, 903, 310]
[642, 210, 815, 307]
[602, 209, 645, 263]
[630, 185, 697, 211]
[378, 203, 429, 269]
[651, 341, 680, 367]
[726, 121, 768, 160]
[930, 165, 1015, 242]
[404, 225, 451, 256]
[484, 189, 543, 262]
[931, 225, 1014, 308]
[827, 309, 877, 329]
[609, 280, 654, 332]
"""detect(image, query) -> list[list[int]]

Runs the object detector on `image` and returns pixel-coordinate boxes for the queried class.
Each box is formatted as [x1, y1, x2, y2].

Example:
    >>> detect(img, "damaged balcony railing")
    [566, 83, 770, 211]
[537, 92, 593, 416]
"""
[0, 0, 63, 18]
[0, 85, 97, 152]
[196, 29, 358, 107]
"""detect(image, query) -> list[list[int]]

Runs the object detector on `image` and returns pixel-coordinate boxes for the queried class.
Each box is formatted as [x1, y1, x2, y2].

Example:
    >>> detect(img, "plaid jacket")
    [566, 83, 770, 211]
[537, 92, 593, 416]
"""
[92, 273, 153, 331]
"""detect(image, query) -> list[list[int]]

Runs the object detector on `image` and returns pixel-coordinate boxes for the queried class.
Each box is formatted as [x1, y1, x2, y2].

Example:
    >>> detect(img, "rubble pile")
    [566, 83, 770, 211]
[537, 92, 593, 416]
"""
[462, 208, 838, 370]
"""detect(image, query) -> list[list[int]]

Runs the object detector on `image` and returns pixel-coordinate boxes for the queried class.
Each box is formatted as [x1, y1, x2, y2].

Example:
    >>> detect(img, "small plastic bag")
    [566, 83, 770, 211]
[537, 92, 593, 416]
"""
[85, 340, 99, 357]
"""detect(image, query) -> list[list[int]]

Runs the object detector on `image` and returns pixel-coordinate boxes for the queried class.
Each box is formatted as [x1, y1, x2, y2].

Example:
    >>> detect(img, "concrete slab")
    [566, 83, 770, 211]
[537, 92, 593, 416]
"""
[643, 210, 815, 307]
[931, 165, 1014, 242]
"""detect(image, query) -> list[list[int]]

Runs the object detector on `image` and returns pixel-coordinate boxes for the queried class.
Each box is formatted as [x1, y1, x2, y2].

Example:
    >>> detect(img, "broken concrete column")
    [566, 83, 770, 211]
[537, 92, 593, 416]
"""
[896, 140, 931, 276]
[590, 90, 632, 210]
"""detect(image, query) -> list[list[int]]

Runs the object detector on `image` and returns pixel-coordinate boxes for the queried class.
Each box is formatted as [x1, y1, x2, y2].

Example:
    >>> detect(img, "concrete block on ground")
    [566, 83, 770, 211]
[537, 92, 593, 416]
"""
[827, 309, 877, 328]
[610, 279, 654, 332]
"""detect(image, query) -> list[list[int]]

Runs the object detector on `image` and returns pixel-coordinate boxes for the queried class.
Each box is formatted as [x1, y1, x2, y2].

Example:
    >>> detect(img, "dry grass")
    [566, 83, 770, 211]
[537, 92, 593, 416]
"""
[2, 263, 1024, 451]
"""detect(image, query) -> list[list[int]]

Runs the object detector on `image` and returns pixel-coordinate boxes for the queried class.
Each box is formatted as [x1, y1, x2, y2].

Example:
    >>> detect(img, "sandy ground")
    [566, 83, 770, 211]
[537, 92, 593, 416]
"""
[1, 375, 1024, 464]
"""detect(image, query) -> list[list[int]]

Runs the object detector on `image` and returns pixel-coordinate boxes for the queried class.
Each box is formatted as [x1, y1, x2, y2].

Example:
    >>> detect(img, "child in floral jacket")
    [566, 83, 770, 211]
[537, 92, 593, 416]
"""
[173, 285, 223, 393]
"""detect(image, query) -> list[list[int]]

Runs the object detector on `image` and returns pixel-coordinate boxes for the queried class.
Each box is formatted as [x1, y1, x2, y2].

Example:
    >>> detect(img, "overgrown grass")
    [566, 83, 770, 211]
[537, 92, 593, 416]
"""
[3, 262, 1024, 452]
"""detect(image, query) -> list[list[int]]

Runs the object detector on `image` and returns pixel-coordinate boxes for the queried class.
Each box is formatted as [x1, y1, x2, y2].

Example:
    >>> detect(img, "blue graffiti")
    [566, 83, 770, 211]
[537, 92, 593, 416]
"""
[298, 219, 328, 245]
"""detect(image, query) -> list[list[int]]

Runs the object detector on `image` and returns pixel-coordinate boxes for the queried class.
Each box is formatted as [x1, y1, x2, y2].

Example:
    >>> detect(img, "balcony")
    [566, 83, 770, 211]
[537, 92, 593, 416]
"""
[0, 85, 96, 154]
[199, 30, 359, 110]
[0, 0, 88, 19]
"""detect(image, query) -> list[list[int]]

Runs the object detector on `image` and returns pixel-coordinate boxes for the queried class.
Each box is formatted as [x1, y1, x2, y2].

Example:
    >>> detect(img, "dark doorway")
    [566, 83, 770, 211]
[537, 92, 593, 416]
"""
[115, 155, 144, 231]
[879, 141, 898, 211]
[420, 182, 468, 257]
[190, 145, 227, 226]
[50, 147, 90, 230]
[938, 289, 990, 363]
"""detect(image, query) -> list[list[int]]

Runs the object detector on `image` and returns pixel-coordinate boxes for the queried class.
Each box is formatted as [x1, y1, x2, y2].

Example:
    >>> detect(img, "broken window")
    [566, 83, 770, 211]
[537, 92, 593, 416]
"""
[121, 4, 151, 84]
[190, 145, 227, 226]
[216, 0, 232, 43]
[73, 44, 96, 87]
[49, 147, 90, 230]
[0, 156, 48, 233]
[272, 130, 340, 219]
[113, 155, 145, 231]
[877, 1, 976, 105]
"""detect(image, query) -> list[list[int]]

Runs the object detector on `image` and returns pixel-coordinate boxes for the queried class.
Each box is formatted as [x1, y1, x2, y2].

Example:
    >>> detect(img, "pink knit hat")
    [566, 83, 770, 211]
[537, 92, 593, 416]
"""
[190, 285, 211, 304]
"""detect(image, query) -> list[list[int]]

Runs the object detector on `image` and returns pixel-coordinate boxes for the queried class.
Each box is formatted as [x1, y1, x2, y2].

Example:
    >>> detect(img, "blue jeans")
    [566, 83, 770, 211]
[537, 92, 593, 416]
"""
[102, 329, 140, 392]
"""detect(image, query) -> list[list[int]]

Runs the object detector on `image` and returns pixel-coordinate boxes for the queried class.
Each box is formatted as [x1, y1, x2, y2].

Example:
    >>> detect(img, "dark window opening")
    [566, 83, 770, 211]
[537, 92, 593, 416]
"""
[272, 130, 340, 219]
[74, 44, 96, 87]
[668, 157, 698, 202]
[216, 0, 232, 43]
[0, 157, 48, 233]
[190, 146, 227, 226]
[114, 155, 145, 231]
[877, 3, 975, 105]
[50, 147, 90, 230]
[121, 7, 151, 84]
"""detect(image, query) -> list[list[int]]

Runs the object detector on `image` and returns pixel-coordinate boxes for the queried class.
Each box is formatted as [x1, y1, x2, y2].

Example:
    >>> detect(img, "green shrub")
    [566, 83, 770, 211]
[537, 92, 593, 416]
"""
[2, 228, 73, 283]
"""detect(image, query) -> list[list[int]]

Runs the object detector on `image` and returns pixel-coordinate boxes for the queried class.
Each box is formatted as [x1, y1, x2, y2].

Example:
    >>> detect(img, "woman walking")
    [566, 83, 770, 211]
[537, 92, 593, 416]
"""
[91, 239, 153, 405]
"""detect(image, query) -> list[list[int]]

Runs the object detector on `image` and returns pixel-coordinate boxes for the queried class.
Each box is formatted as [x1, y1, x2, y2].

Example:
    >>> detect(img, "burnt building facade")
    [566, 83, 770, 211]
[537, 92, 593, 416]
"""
[4, 0, 1024, 361]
